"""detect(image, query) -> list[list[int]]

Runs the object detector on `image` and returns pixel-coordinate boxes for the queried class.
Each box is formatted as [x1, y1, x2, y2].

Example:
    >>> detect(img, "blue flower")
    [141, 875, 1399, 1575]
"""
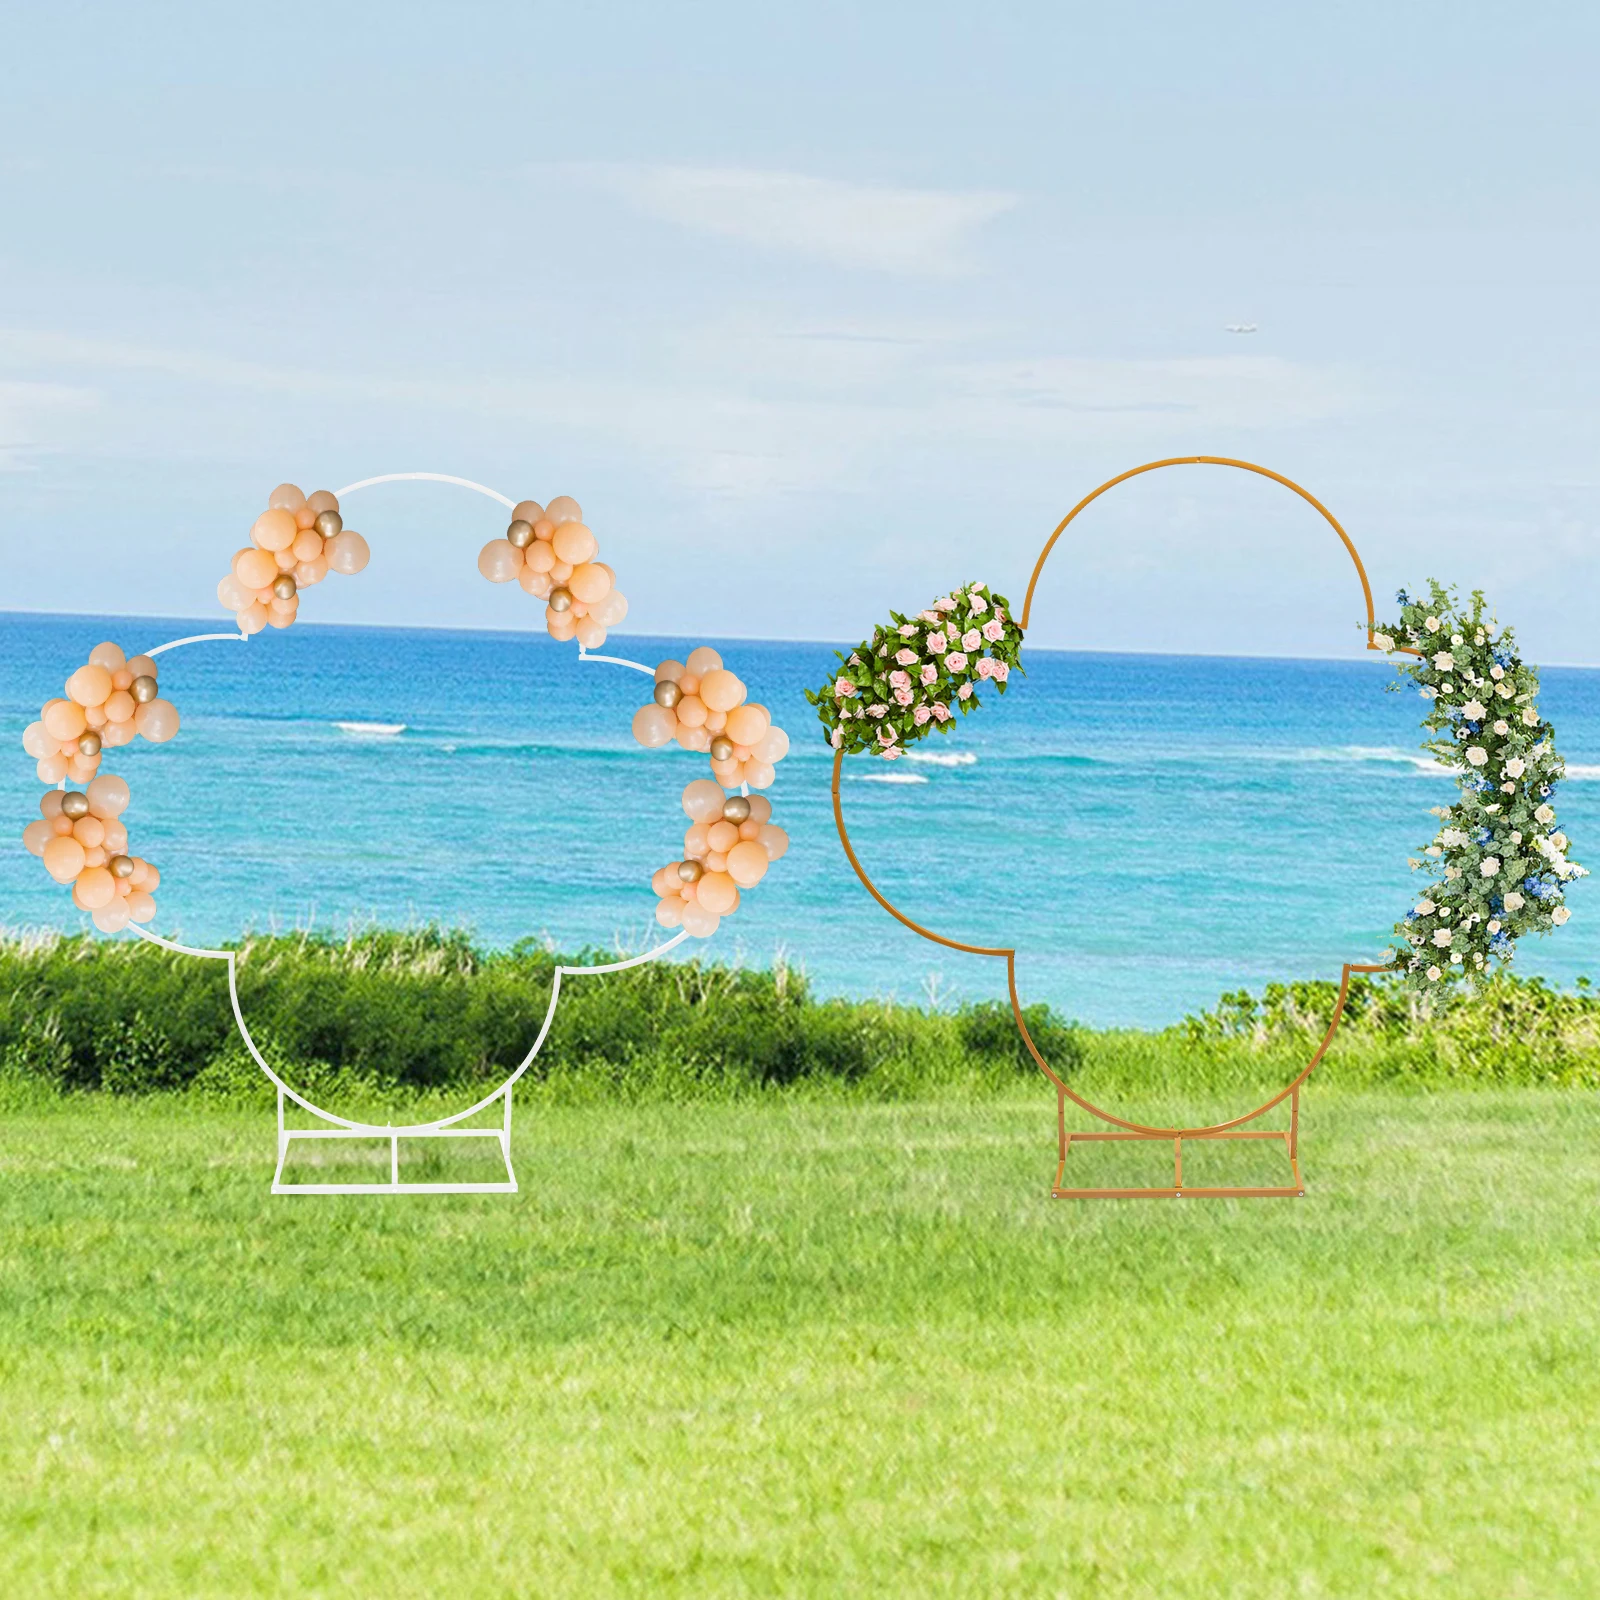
[1396, 588, 1411, 605]
[1474, 827, 1492, 845]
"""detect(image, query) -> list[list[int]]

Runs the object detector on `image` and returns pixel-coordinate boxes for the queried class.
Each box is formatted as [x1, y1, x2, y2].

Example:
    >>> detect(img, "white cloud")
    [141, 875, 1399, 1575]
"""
[586, 164, 1017, 275]
[0, 378, 99, 471]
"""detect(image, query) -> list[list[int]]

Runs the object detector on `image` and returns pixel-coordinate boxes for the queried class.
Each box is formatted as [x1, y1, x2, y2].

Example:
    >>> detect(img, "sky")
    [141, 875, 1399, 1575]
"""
[1, 1, 1597, 660]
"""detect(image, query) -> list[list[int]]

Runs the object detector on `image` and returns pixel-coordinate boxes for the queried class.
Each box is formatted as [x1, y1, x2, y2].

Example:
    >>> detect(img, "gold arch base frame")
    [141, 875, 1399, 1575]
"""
[832, 456, 1413, 1200]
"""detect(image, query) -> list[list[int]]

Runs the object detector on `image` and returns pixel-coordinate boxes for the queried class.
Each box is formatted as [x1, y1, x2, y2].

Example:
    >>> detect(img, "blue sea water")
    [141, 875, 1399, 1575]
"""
[3, 611, 1597, 1029]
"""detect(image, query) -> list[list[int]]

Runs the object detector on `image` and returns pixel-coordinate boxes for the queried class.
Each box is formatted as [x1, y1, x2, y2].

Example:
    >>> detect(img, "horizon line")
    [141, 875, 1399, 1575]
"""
[4, 606, 1598, 672]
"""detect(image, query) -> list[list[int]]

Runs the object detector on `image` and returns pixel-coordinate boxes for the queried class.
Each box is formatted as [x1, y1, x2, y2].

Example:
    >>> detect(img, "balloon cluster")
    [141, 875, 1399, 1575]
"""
[217, 483, 370, 634]
[651, 780, 790, 938]
[22, 641, 178, 785]
[631, 648, 791, 790]
[477, 496, 629, 649]
[21, 775, 161, 933]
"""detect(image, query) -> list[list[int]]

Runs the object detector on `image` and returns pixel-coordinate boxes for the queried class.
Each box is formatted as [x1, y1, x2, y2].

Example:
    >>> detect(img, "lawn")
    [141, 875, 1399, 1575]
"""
[2, 1090, 1598, 1598]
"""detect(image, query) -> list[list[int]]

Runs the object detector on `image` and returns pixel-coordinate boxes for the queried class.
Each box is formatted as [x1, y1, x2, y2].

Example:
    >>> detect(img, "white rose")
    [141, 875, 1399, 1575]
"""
[1431, 928, 1454, 948]
[1433, 651, 1455, 670]
[1522, 708, 1539, 726]
[1426, 616, 1441, 631]
[1551, 832, 1569, 852]
[1503, 757, 1525, 777]
[1493, 720, 1508, 735]
[1480, 857, 1501, 877]
[1488, 920, 1501, 934]
[1490, 665, 1504, 680]
[1496, 682, 1513, 699]
[1420, 687, 1439, 701]
[1534, 804, 1554, 824]
[1373, 632, 1394, 652]
[1504, 891, 1525, 911]
[1553, 906, 1571, 926]
[1426, 845, 1443, 857]
[1415, 899, 1436, 915]
[1445, 866, 1462, 880]
[1427, 966, 1442, 981]
[1512, 831, 1523, 844]
[1462, 699, 1486, 719]
[1466, 747, 1488, 767]
[1440, 828, 1467, 847]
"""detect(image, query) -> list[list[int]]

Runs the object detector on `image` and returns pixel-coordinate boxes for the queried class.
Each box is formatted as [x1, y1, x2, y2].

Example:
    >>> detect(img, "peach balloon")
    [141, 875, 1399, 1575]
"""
[88, 641, 127, 671]
[22, 720, 51, 758]
[655, 659, 686, 683]
[75, 866, 116, 909]
[72, 815, 105, 848]
[274, 546, 298, 572]
[238, 603, 268, 635]
[125, 656, 157, 679]
[294, 503, 318, 530]
[22, 819, 52, 856]
[40, 791, 65, 818]
[681, 901, 720, 939]
[267, 607, 295, 629]
[66, 665, 112, 708]
[675, 694, 708, 729]
[568, 561, 611, 603]
[307, 489, 340, 515]
[252, 507, 299, 551]
[134, 698, 180, 742]
[696, 872, 739, 916]
[84, 845, 107, 868]
[512, 499, 544, 523]
[115, 876, 131, 897]
[269, 592, 297, 615]
[235, 547, 277, 589]
[678, 879, 697, 902]
[292, 527, 324, 562]
[126, 891, 157, 924]
[532, 520, 555, 542]
[705, 851, 728, 873]
[656, 895, 686, 929]
[551, 522, 598, 565]
[51, 814, 73, 835]
[545, 495, 582, 524]
[268, 482, 307, 512]
[478, 538, 523, 582]
[101, 720, 135, 747]
[726, 703, 770, 747]
[101, 818, 128, 852]
[759, 825, 789, 861]
[43, 835, 87, 883]
[546, 612, 577, 641]
[683, 823, 711, 857]
[43, 699, 87, 740]
[699, 669, 746, 714]
[574, 616, 607, 649]
[682, 779, 726, 823]
[707, 819, 739, 853]
[673, 723, 709, 752]
[92, 900, 132, 933]
[68, 754, 99, 782]
[142, 863, 161, 891]
[738, 819, 761, 841]
[747, 795, 773, 825]
[87, 773, 130, 817]
[525, 542, 556, 574]
[517, 566, 553, 599]
[632, 705, 677, 748]
[753, 725, 790, 764]
[651, 865, 681, 897]
[744, 760, 777, 790]
[685, 647, 723, 676]
[679, 673, 700, 696]
[324, 530, 370, 574]
[218, 573, 252, 611]
[727, 841, 769, 888]
[549, 559, 573, 583]
[84, 701, 107, 726]
[295, 556, 328, 587]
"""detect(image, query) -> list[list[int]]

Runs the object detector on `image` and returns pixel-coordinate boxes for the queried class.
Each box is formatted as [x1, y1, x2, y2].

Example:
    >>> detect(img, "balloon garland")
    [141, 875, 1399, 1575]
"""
[19, 483, 789, 948]
[805, 582, 1025, 758]
[1377, 581, 1585, 990]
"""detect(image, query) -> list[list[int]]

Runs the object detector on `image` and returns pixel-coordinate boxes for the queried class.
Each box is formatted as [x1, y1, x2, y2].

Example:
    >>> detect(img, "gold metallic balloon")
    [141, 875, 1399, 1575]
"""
[507, 519, 534, 549]
[131, 675, 159, 704]
[653, 680, 682, 708]
[677, 859, 704, 883]
[709, 735, 735, 761]
[110, 854, 135, 879]
[548, 587, 574, 613]
[722, 795, 751, 822]
[77, 731, 103, 757]
[61, 791, 90, 819]
[314, 509, 343, 539]
[272, 573, 298, 600]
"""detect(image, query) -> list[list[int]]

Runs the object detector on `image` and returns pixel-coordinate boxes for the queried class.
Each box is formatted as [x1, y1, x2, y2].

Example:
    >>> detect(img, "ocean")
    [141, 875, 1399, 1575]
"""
[4, 611, 1597, 1028]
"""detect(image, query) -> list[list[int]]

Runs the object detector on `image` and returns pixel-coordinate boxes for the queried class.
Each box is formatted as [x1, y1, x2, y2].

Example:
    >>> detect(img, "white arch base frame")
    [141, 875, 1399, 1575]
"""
[113, 470, 697, 1195]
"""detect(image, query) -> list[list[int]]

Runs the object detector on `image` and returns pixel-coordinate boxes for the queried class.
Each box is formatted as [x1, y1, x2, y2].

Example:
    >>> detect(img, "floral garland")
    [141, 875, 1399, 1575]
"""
[806, 583, 1024, 759]
[1379, 580, 1585, 991]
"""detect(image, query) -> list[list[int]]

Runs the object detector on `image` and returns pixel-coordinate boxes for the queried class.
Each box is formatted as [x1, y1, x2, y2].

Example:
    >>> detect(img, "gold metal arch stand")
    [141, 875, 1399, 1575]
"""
[831, 455, 1417, 1199]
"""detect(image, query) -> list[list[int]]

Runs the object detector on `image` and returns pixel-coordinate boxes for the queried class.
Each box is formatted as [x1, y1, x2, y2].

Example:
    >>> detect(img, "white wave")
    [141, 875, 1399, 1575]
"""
[335, 721, 407, 736]
[904, 749, 977, 767]
[856, 771, 930, 785]
[1566, 764, 1600, 779]
[1285, 745, 1450, 774]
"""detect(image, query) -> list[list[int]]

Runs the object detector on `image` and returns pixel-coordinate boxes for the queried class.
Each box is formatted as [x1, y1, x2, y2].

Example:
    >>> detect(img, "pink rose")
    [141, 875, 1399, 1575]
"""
[881, 746, 902, 760]
[877, 725, 898, 745]
[935, 596, 957, 612]
[976, 657, 996, 679]
[835, 677, 856, 698]
[920, 663, 937, 686]
[945, 652, 968, 673]
[968, 592, 988, 614]
[982, 619, 1003, 642]
[893, 686, 913, 706]
[912, 706, 931, 725]
[958, 683, 973, 700]
[931, 703, 952, 722]
[927, 632, 947, 654]
[993, 662, 1009, 682]
[970, 582, 986, 593]
[898, 624, 918, 637]
[889, 669, 909, 689]
[993, 608, 1005, 621]
[830, 728, 842, 748]
[920, 610, 940, 624]
[895, 648, 917, 666]
[868, 704, 888, 719]
[962, 629, 981, 652]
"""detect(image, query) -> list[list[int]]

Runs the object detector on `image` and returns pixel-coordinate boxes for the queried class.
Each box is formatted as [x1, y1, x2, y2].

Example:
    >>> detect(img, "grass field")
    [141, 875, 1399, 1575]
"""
[3, 1090, 1599, 1598]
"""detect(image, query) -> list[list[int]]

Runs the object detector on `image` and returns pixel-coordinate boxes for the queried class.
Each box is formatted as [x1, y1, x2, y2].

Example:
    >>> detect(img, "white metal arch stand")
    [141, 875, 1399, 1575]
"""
[124, 472, 692, 1195]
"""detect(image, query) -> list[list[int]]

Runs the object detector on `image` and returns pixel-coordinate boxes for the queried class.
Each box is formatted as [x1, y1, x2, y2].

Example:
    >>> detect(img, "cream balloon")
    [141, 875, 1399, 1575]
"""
[87, 773, 131, 817]
[22, 819, 53, 857]
[88, 641, 127, 671]
[267, 482, 307, 513]
[655, 659, 686, 683]
[758, 825, 790, 861]
[590, 588, 628, 628]
[752, 725, 790, 764]
[92, 899, 132, 933]
[680, 901, 720, 939]
[477, 538, 524, 582]
[306, 489, 340, 515]
[655, 895, 686, 929]
[134, 698, 180, 742]
[22, 720, 51, 758]
[685, 647, 723, 676]
[126, 890, 157, 924]
[744, 760, 777, 790]
[573, 615, 608, 650]
[324, 530, 370, 574]
[217, 572, 252, 611]
[681, 779, 726, 824]
[544, 495, 582, 525]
